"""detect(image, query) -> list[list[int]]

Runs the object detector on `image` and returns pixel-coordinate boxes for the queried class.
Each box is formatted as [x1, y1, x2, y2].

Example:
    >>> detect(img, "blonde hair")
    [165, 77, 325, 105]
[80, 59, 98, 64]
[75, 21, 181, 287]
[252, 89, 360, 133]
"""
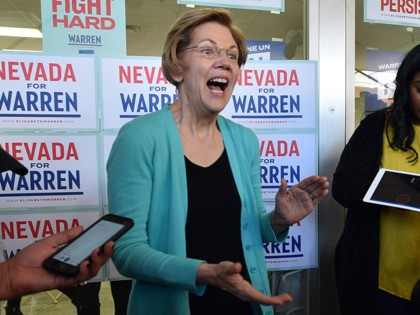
[162, 8, 248, 87]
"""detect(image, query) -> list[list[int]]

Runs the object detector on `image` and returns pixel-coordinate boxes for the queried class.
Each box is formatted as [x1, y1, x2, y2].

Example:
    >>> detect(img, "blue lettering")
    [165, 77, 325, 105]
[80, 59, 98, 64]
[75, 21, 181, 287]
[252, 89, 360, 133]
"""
[260, 165, 300, 184]
[120, 93, 178, 113]
[232, 94, 300, 113]
[68, 34, 102, 45]
[263, 235, 302, 254]
[0, 91, 77, 112]
[0, 170, 81, 191]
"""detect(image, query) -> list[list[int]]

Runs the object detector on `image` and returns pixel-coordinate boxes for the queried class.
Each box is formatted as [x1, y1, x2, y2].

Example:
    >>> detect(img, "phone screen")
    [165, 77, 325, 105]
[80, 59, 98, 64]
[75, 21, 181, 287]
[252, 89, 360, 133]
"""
[52, 219, 125, 267]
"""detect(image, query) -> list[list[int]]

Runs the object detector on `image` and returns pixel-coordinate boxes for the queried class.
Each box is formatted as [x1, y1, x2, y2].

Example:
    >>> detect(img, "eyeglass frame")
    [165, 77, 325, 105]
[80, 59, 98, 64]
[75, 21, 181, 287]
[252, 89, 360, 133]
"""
[179, 41, 243, 65]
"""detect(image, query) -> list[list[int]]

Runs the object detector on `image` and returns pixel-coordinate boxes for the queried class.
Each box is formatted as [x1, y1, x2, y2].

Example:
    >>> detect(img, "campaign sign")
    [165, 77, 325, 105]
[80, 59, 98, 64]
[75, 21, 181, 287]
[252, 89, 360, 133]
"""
[0, 211, 105, 280]
[0, 135, 100, 209]
[258, 132, 317, 200]
[362, 48, 405, 112]
[221, 61, 317, 129]
[101, 134, 117, 205]
[100, 57, 178, 130]
[365, 0, 420, 27]
[264, 207, 317, 270]
[41, 0, 127, 56]
[0, 53, 98, 131]
[247, 40, 286, 61]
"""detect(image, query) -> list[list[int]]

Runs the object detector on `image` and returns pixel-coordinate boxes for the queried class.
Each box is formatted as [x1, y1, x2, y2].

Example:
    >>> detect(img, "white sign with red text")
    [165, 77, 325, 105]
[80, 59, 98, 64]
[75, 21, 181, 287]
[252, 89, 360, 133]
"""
[258, 132, 317, 200]
[0, 53, 98, 130]
[264, 203, 317, 270]
[0, 134, 100, 209]
[365, 0, 420, 27]
[100, 57, 178, 130]
[222, 61, 317, 129]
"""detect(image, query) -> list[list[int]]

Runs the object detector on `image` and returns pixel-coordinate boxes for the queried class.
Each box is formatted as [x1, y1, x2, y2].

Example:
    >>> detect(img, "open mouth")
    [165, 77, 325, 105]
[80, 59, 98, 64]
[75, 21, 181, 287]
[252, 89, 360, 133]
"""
[207, 77, 228, 92]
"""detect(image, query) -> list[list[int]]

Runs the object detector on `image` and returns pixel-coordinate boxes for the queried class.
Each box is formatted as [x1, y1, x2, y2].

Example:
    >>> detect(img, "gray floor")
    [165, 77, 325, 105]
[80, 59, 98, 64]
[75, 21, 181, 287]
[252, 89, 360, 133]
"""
[0, 281, 115, 315]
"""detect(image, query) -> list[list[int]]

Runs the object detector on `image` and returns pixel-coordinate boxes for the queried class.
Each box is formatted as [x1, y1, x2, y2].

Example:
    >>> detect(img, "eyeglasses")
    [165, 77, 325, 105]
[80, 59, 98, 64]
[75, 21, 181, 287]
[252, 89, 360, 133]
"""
[180, 43, 241, 64]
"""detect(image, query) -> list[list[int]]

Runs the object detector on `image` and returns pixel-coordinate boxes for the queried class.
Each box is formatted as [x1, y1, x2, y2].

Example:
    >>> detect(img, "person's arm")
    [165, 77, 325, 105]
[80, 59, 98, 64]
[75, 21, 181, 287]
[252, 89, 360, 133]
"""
[0, 226, 113, 300]
[332, 111, 384, 209]
[108, 117, 205, 295]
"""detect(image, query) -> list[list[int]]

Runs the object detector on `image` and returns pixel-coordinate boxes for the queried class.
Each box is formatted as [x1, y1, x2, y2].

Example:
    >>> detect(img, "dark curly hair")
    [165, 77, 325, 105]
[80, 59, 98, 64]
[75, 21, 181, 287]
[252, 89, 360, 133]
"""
[385, 44, 420, 164]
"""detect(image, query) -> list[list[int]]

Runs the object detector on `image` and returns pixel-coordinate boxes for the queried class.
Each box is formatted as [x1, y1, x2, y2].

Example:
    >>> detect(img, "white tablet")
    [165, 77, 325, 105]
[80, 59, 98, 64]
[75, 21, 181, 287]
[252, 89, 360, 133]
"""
[363, 168, 420, 212]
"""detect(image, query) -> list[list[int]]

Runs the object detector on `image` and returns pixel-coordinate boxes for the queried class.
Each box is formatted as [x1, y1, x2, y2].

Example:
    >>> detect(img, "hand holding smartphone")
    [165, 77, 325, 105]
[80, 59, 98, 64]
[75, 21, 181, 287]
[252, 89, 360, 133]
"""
[43, 214, 134, 276]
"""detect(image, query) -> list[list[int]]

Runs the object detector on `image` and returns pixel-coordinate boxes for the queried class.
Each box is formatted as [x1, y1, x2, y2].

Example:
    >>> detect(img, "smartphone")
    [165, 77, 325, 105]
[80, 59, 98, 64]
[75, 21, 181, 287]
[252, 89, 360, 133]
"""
[43, 214, 134, 276]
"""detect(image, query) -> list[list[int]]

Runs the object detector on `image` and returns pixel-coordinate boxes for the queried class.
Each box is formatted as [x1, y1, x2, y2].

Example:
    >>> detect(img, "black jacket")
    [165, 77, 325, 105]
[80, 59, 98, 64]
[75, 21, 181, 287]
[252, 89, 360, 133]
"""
[332, 109, 387, 315]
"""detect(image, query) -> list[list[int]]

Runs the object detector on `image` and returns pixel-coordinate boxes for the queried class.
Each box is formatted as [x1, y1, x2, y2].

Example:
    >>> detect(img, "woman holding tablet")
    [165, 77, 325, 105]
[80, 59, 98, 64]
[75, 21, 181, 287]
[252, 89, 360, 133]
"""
[332, 44, 420, 315]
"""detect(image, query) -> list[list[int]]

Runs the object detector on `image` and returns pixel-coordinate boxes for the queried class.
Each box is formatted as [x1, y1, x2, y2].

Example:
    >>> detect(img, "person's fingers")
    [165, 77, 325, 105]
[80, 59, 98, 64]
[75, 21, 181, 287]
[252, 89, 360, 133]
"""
[261, 293, 293, 305]
[308, 178, 329, 201]
[91, 242, 114, 266]
[227, 262, 242, 274]
[101, 241, 114, 258]
[236, 281, 292, 306]
[75, 241, 114, 282]
[77, 264, 97, 281]
[46, 225, 84, 247]
[279, 178, 288, 193]
[302, 177, 329, 197]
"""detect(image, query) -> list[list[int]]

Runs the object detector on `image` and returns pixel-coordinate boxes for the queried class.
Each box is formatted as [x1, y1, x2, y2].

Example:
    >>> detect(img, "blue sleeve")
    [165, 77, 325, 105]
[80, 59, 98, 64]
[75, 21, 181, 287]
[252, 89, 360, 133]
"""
[106, 119, 205, 295]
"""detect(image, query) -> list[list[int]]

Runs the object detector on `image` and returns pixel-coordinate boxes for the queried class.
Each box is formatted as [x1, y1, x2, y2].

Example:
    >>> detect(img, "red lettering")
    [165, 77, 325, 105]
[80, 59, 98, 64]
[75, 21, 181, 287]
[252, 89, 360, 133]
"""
[51, 0, 64, 13]
[118, 66, 168, 84]
[0, 219, 81, 240]
[237, 69, 300, 86]
[289, 70, 299, 85]
[0, 222, 14, 239]
[42, 220, 54, 238]
[53, 14, 115, 30]
[24, 143, 37, 160]
[381, 0, 420, 14]
[0, 61, 76, 82]
[52, 0, 111, 15]
[105, 0, 112, 15]
[20, 62, 34, 80]
[28, 221, 41, 238]
[0, 142, 79, 161]
[260, 140, 300, 157]
[144, 66, 156, 84]
[133, 66, 144, 84]
[16, 221, 27, 239]
[381, 0, 390, 11]
[68, 15, 85, 28]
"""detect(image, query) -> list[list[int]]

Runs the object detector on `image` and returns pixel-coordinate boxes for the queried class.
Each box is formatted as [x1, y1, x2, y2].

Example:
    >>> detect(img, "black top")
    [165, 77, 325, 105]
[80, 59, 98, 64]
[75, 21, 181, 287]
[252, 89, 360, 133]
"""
[185, 149, 252, 315]
[332, 109, 386, 314]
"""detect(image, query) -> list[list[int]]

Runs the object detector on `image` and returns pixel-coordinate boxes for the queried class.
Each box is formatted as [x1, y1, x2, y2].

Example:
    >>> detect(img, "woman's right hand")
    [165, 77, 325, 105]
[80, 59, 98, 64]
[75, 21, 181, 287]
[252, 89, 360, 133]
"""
[196, 261, 292, 306]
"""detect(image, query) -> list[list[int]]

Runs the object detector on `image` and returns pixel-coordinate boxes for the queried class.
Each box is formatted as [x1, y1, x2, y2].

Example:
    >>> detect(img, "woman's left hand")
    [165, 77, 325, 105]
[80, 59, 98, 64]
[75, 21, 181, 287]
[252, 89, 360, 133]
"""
[271, 176, 329, 231]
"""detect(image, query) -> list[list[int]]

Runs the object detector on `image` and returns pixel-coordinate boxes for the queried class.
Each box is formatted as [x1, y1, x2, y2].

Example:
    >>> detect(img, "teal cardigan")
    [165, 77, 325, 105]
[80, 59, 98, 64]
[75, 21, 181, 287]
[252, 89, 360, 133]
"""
[107, 105, 288, 315]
